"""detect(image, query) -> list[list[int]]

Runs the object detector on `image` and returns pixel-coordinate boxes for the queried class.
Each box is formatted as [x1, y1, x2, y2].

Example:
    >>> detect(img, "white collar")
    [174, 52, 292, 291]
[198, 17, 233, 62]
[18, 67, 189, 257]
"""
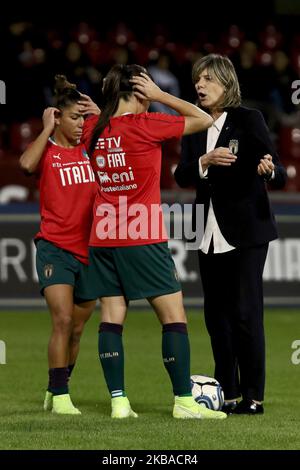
[49, 137, 58, 146]
[211, 111, 227, 133]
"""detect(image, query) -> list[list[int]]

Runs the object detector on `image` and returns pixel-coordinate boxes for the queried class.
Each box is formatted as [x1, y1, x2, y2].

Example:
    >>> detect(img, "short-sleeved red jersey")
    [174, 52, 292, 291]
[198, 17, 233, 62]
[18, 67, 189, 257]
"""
[83, 112, 185, 247]
[35, 139, 97, 264]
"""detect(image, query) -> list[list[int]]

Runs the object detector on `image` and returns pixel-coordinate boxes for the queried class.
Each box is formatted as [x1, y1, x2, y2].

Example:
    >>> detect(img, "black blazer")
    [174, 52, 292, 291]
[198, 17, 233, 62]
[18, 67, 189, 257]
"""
[174, 106, 287, 248]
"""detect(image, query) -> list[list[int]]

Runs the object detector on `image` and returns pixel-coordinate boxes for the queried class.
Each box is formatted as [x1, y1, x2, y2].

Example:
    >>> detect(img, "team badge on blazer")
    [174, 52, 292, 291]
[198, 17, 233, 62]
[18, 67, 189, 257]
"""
[44, 264, 54, 279]
[229, 139, 239, 155]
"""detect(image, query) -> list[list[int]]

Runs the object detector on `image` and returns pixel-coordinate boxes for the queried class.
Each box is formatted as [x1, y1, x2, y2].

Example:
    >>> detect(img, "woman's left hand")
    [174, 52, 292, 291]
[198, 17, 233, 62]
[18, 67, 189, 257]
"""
[78, 93, 101, 116]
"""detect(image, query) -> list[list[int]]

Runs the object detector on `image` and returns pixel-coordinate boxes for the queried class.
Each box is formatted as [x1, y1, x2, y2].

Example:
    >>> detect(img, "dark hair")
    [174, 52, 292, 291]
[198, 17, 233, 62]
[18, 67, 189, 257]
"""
[54, 74, 81, 110]
[192, 54, 241, 109]
[89, 64, 149, 155]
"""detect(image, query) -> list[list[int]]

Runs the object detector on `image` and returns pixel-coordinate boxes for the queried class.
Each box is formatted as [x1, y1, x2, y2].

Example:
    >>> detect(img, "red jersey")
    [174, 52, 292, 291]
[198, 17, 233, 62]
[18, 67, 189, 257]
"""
[83, 113, 185, 247]
[35, 139, 97, 264]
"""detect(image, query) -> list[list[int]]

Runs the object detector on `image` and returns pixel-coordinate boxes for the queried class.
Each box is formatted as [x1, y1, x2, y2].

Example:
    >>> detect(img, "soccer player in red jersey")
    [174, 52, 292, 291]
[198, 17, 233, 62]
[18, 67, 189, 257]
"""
[19, 76, 99, 415]
[82, 64, 226, 419]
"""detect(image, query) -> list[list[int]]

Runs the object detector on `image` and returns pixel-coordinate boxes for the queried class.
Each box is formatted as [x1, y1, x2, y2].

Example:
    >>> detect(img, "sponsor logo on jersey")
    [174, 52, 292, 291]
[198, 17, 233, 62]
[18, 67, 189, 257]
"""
[96, 155, 106, 168]
[97, 167, 135, 187]
[98, 172, 112, 183]
[53, 153, 61, 160]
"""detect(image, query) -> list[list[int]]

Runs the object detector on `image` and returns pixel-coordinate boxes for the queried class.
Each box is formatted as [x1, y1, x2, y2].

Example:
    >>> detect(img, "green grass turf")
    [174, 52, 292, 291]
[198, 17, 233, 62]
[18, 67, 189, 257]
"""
[0, 309, 299, 450]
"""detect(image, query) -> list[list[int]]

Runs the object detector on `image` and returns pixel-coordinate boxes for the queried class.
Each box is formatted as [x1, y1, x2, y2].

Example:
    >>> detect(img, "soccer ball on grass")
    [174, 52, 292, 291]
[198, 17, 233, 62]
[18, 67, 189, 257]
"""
[190, 374, 224, 411]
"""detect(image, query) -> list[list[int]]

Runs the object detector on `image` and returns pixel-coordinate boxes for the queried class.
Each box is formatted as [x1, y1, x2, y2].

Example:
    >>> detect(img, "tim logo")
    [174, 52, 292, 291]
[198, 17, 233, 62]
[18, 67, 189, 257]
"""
[0, 340, 6, 364]
[0, 80, 6, 104]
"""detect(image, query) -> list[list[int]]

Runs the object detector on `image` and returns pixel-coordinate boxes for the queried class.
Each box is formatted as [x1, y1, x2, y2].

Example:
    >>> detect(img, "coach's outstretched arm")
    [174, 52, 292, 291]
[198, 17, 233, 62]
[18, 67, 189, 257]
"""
[19, 107, 57, 174]
[130, 72, 213, 134]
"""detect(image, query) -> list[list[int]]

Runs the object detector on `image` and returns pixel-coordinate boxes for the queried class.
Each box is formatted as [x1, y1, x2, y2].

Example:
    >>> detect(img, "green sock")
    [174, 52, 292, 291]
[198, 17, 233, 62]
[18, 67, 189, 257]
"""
[162, 323, 192, 396]
[98, 322, 125, 398]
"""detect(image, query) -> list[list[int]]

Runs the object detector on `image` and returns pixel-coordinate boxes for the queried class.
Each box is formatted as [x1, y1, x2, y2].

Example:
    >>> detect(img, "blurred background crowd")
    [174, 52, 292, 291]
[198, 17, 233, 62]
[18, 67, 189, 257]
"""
[2, 1, 300, 202]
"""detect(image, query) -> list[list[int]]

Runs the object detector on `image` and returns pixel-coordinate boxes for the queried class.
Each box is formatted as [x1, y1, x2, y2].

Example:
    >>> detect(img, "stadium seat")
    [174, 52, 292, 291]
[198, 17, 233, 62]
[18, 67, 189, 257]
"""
[259, 24, 283, 51]
[283, 159, 300, 192]
[279, 126, 300, 161]
[0, 150, 39, 202]
[10, 118, 42, 153]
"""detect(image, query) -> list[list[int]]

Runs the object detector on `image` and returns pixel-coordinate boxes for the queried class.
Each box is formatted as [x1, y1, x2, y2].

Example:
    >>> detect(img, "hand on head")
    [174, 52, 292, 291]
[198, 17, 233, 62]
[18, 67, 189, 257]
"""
[78, 93, 101, 116]
[42, 107, 60, 132]
[130, 73, 162, 102]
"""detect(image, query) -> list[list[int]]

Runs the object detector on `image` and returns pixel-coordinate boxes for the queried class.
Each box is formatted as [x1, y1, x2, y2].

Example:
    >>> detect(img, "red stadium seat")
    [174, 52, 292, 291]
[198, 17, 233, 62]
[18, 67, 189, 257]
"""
[0, 150, 39, 202]
[278, 126, 300, 161]
[9, 118, 42, 153]
[283, 159, 300, 192]
[259, 24, 283, 51]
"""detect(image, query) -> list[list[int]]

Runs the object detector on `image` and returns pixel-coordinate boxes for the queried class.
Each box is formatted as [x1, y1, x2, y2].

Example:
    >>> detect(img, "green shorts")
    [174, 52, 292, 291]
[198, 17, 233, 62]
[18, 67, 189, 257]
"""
[35, 239, 96, 303]
[87, 242, 181, 301]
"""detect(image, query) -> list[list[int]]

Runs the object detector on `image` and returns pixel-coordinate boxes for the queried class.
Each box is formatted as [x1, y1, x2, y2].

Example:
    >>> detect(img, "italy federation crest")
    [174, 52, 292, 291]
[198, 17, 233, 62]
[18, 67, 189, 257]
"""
[229, 139, 239, 155]
[44, 264, 54, 279]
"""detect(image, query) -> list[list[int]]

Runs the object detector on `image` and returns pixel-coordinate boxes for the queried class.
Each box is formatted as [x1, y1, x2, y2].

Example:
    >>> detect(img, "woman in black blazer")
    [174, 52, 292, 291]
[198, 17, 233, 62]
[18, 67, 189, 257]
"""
[175, 54, 286, 414]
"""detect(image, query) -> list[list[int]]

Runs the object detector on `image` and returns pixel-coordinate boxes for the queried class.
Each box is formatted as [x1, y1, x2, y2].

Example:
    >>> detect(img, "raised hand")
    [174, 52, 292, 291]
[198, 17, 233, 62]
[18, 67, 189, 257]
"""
[130, 73, 163, 102]
[42, 107, 59, 133]
[78, 93, 101, 116]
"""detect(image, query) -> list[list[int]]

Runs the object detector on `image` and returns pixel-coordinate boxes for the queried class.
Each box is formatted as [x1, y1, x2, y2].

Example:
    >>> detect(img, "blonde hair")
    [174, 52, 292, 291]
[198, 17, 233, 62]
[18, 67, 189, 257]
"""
[192, 54, 241, 108]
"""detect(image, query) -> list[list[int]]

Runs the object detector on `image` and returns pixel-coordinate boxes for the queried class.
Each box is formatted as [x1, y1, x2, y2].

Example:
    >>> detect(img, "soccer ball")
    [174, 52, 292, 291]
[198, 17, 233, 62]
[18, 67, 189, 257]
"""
[191, 374, 224, 411]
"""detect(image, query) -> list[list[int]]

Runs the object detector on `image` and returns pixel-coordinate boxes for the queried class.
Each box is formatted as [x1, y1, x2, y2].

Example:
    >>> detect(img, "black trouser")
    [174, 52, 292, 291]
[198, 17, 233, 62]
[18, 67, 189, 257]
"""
[198, 244, 268, 402]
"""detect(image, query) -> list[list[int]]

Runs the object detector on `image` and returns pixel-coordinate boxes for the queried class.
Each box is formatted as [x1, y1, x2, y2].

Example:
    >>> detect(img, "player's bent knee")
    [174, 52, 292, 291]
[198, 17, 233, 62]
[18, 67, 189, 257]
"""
[53, 314, 74, 333]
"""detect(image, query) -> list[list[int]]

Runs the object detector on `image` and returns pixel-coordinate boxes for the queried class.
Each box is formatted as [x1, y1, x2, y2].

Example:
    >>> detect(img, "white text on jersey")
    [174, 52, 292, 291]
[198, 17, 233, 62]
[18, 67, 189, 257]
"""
[107, 153, 126, 167]
[96, 136, 121, 150]
[59, 165, 95, 186]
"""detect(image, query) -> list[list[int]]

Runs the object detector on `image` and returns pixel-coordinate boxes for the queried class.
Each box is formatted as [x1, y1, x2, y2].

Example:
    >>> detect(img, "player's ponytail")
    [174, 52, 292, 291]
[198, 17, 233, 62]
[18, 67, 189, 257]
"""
[89, 64, 149, 156]
[54, 74, 81, 110]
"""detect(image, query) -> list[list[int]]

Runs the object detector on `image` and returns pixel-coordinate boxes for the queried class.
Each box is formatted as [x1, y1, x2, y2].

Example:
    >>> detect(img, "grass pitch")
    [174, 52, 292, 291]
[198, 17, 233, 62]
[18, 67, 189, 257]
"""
[0, 309, 299, 450]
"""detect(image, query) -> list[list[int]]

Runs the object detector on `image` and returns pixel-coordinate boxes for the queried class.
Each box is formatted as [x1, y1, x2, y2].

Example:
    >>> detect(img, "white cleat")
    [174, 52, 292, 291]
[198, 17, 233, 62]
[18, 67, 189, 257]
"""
[111, 396, 138, 419]
[52, 394, 81, 415]
[173, 397, 227, 419]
